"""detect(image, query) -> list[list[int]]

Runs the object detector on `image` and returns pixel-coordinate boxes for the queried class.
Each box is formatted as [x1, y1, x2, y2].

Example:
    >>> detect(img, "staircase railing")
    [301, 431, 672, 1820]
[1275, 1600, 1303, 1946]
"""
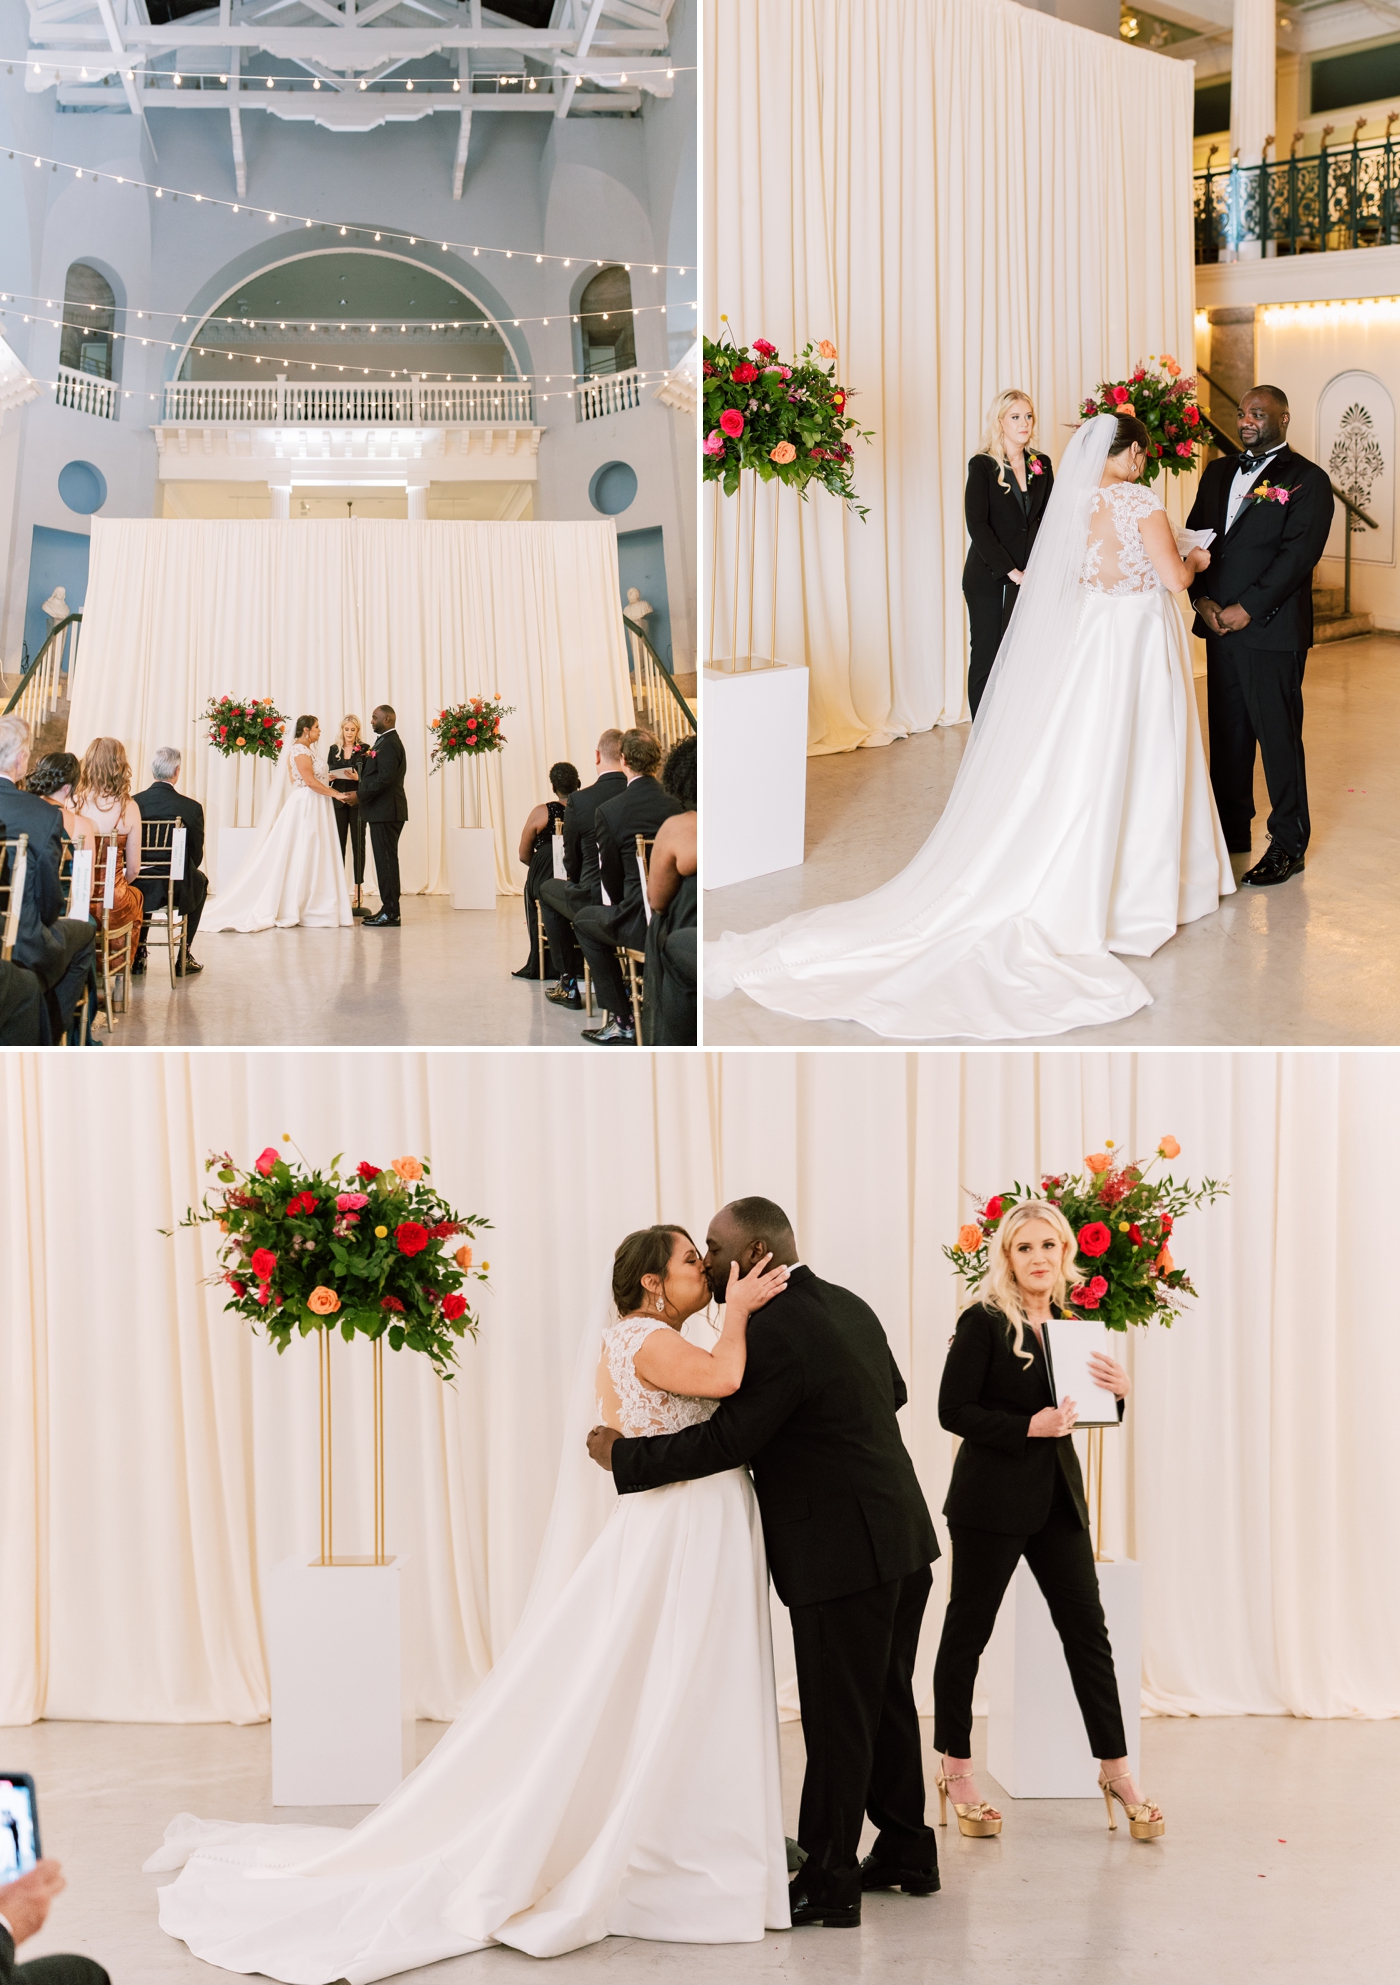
[623, 613, 695, 751]
[577, 368, 644, 422]
[4, 613, 82, 726]
[1196, 371, 1377, 615]
[55, 365, 118, 422]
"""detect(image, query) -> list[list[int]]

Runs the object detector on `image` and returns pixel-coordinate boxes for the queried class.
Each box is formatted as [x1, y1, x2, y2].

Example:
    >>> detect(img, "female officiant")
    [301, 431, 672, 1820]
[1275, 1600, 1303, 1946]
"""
[930, 1201, 1165, 1844]
[328, 715, 370, 914]
[963, 389, 1054, 717]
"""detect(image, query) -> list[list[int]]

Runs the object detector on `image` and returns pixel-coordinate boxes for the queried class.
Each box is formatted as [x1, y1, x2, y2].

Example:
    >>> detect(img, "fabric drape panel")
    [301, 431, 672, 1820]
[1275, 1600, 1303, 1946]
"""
[705, 0, 1197, 751]
[2, 1052, 1395, 1727]
[65, 520, 635, 892]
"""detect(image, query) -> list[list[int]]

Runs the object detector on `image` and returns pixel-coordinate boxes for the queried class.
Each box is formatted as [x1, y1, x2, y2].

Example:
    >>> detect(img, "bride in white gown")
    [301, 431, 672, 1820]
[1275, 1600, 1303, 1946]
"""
[205, 717, 354, 933]
[705, 410, 1235, 1041]
[144, 1228, 792, 1983]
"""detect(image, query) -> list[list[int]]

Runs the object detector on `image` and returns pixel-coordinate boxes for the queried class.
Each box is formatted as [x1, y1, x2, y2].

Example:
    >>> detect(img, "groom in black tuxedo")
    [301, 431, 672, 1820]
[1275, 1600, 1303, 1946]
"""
[588, 1197, 940, 1929]
[1185, 385, 1333, 886]
[355, 705, 408, 927]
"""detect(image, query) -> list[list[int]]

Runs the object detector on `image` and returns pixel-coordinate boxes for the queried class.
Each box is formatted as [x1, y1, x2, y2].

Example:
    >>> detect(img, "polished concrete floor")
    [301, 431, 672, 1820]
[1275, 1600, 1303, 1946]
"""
[703, 635, 1400, 1046]
[5, 1714, 1396, 1983]
[107, 897, 608, 1049]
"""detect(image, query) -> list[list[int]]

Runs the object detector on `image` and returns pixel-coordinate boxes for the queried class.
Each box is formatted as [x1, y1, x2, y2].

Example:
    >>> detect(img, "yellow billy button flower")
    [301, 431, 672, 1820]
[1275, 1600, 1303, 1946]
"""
[375, 1225, 388, 1239]
[481, 1262, 490, 1272]
[1119, 1222, 1129, 1232]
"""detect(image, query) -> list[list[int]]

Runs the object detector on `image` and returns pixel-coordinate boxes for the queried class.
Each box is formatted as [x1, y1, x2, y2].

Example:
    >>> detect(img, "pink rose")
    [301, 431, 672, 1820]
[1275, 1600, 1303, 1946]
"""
[702, 425, 724, 453]
[336, 1192, 369, 1211]
[1111, 386, 1130, 406]
[752, 339, 778, 358]
[254, 1147, 280, 1176]
[1176, 442, 1192, 457]
[719, 408, 744, 438]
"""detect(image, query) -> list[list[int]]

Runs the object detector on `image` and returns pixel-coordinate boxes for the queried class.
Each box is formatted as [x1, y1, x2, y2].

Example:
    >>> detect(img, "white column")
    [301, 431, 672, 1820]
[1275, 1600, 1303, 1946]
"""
[407, 485, 428, 520]
[1231, 0, 1276, 259]
[268, 484, 291, 520]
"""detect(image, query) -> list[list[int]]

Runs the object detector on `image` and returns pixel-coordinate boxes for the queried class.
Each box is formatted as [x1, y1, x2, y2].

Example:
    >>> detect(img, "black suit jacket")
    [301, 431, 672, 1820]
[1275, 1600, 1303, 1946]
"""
[940, 1302, 1123, 1535]
[1185, 445, 1334, 649]
[561, 770, 628, 894]
[2, 1920, 109, 1984]
[595, 776, 682, 925]
[0, 778, 78, 983]
[356, 730, 408, 825]
[611, 1265, 939, 1610]
[963, 450, 1054, 589]
[134, 782, 205, 871]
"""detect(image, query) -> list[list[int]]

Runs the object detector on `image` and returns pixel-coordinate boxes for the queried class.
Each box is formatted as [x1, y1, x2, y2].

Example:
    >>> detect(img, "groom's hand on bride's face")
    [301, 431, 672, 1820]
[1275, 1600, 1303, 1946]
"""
[587, 1425, 620, 1471]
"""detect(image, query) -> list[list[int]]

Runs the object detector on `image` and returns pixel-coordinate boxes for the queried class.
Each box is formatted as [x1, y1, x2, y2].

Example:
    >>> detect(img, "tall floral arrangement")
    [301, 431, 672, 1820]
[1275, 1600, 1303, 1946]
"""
[429, 696, 516, 772]
[702, 321, 872, 514]
[942, 1136, 1228, 1332]
[172, 1140, 492, 1377]
[1079, 355, 1203, 483]
[200, 695, 286, 763]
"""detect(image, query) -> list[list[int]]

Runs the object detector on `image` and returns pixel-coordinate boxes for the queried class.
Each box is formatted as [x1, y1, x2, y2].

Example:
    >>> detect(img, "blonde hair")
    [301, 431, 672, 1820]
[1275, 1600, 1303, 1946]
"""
[980, 388, 1037, 492]
[982, 1200, 1085, 1368]
[74, 736, 132, 811]
[339, 714, 363, 748]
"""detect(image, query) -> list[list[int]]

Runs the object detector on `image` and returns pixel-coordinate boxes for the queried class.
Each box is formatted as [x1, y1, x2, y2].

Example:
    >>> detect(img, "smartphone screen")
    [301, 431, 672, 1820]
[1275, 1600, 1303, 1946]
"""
[0, 1776, 39, 1876]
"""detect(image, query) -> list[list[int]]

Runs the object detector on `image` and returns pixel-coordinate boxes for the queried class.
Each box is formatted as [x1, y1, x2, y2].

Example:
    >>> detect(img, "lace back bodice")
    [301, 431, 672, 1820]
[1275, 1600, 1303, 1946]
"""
[596, 1315, 719, 1438]
[1080, 481, 1164, 596]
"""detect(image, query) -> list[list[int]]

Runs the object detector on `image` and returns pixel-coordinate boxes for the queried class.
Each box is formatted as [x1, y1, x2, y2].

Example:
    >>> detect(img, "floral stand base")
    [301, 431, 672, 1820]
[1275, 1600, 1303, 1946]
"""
[448, 826, 496, 911]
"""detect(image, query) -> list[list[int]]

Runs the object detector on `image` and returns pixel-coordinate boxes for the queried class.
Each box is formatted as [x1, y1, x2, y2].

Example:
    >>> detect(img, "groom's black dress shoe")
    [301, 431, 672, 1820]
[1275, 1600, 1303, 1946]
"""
[362, 909, 401, 926]
[1241, 841, 1305, 887]
[788, 1863, 861, 1929]
[859, 1853, 940, 1896]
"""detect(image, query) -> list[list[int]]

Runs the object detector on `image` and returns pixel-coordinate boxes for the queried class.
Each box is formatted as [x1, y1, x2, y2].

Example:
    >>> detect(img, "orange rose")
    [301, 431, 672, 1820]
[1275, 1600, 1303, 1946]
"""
[1155, 1247, 1174, 1277]
[769, 441, 797, 465]
[1085, 1152, 1111, 1174]
[454, 1244, 474, 1271]
[217, 1219, 229, 1232]
[817, 339, 837, 360]
[391, 1155, 424, 1182]
[954, 1224, 983, 1254]
[307, 1286, 341, 1315]
[1158, 1136, 1180, 1159]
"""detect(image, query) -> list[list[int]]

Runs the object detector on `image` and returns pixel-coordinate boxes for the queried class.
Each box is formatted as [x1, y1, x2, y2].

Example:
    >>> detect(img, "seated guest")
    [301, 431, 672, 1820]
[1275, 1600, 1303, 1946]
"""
[22, 753, 87, 845]
[536, 729, 628, 1012]
[643, 734, 698, 1046]
[573, 729, 682, 1046]
[0, 716, 97, 1041]
[72, 738, 145, 975]
[513, 761, 581, 981]
[0, 1858, 111, 1983]
[133, 746, 208, 977]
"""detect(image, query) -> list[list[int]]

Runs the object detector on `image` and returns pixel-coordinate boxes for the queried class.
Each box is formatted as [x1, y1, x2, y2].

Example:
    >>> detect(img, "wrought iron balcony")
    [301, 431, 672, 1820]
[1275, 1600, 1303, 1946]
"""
[1195, 134, 1400, 262]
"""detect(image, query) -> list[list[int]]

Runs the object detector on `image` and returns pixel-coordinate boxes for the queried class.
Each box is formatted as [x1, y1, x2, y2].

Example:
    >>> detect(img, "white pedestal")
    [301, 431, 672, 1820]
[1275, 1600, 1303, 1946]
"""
[447, 826, 496, 911]
[267, 1554, 413, 1807]
[702, 664, 809, 888]
[215, 826, 258, 895]
[984, 1557, 1141, 1798]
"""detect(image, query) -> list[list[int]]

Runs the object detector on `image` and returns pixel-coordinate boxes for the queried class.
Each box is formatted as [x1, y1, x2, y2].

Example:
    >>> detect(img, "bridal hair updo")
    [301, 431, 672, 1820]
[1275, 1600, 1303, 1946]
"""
[981, 1200, 1085, 1370]
[294, 714, 318, 740]
[979, 388, 1037, 491]
[74, 737, 132, 809]
[25, 750, 81, 799]
[1107, 413, 1152, 463]
[612, 1224, 698, 1317]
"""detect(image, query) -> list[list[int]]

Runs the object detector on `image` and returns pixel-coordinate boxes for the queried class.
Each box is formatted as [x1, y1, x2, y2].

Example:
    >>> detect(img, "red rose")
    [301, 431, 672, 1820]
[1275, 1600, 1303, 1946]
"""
[1070, 1283, 1100, 1310]
[381, 1295, 405, 1313]
[251, 1247, 278, 1279]
[395, 1221, 429, 1257]
[442, 1293, 468, 1322]
[983, 1196, 1005, 1221]
[1184, 405, 1199, 426]
[1111, 386, 1129, 405]
[1078, 1222, 1112, 1258]
[285, 1191, 318, 1217]
[719, 408, 744, 437]
[732, 361, 759, 383]
[752, 339, 778, 358]
[1128, 1224, 1144, 1245]
[255, 1147, 280, 1176]
[219, 726, 228, 739]
[357, 1161, 382, 1181]
[1160, 1214, 1173, 1236]
[1088, 1275, 1108, 1298]
[226, 1275, 247, 1297]
[1131, 369, 1146, 383]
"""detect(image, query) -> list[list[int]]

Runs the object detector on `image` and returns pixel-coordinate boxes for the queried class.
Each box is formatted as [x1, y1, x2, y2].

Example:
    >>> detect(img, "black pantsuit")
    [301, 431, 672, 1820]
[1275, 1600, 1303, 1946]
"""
[334, 790, 367, 884]
[963, 449, 1053, 718]
[935, 1476, 1125, 1757]
[934, 1303, 1126, 1761]
[1204, 637, 1309, 856]
[328, 742, 369, 886]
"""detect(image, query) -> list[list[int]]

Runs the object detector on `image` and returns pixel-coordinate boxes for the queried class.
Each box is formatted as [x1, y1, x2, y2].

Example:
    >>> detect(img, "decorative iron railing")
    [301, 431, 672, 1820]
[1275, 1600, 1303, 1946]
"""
[1195, 135, 1400, 261]
[624, 613, 695, 750]
[160, 377, 535, 425]
[577, 367, 644, 422]
[55, 365, 118, 421]
[4, 613, 81, 724]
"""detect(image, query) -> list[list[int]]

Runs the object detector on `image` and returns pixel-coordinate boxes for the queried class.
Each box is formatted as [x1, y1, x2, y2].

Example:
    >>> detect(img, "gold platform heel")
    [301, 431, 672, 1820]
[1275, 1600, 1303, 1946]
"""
[1099, 1772, 1165, 1841]
[936, 1771, 1002, 1838]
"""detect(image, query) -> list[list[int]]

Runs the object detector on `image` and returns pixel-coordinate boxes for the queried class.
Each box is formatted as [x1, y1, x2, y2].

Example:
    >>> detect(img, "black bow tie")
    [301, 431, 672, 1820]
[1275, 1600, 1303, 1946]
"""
[1236, 451, 1274, 474]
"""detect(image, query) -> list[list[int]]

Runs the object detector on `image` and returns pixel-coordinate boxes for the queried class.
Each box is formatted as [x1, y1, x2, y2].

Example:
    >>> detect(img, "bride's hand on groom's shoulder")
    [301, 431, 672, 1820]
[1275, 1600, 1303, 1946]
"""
[724, 1253, 791, 1322]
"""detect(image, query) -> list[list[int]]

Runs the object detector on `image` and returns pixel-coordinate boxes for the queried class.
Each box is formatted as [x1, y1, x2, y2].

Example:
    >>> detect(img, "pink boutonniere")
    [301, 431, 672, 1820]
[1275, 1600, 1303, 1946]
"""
[1029, 456, 1045, 477]
[1249, 481, 1289, 505]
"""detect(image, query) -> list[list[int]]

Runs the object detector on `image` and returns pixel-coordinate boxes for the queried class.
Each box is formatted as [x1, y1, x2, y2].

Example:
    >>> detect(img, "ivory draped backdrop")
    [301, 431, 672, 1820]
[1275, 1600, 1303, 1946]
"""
[2, 1050, 1397, 1730]
[65, 519, 635, 892]
[705, 0, 1198, 751]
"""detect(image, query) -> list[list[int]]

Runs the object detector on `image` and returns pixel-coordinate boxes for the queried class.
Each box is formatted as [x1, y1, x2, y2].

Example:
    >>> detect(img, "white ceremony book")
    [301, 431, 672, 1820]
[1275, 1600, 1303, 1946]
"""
[1043, 1315, 1120, 1425]
[1173, 525, 1216, 554]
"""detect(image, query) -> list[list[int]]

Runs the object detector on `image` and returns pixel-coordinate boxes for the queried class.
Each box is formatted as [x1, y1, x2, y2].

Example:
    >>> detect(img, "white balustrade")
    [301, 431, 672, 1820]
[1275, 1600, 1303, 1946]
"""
[55, 365, 117, 422]
[625, 621, 693, 751]
[10, 617, 80, 730]
[576, 368, 644, 422]
[161, 377, 534, 426]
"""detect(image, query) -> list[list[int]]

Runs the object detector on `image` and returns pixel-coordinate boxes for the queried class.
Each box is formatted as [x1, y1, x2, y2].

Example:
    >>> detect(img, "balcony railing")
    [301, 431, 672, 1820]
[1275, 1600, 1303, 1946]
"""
[161, 377, 535, 425]
[55, 365, 117, 421]
[1195, 135, 1400, 262]
[576, 367, 644, 422]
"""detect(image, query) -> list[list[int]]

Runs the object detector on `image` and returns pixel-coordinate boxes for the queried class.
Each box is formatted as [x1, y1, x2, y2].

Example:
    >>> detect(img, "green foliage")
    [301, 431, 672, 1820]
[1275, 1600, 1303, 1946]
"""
[200, 696, 287, 763]
[1080, 356, 1204, 484]
[702, 325, 872, 514]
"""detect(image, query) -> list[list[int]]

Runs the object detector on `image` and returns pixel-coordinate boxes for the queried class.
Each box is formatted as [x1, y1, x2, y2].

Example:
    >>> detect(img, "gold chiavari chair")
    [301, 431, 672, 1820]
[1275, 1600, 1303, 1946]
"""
[618, 833, 655, 1040]
[92, 830, 136, 1029]
[0, 832, 30, 965]
[139, 818, 189, 987]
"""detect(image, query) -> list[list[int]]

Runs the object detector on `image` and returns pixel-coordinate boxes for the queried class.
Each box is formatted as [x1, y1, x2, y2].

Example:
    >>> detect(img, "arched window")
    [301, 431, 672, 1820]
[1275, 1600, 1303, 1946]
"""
[59, 263, 117, 381]
[578, 266, 635, 378]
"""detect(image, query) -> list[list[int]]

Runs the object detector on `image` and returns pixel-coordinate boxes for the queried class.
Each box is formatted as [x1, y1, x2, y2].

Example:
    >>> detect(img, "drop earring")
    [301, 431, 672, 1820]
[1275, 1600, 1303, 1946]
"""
[655, 1297, 664, 1312]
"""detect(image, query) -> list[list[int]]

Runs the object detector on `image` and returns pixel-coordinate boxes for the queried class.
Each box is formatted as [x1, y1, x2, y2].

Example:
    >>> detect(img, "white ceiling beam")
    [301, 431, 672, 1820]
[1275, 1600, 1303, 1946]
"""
[54, 84, 640, 110]
[556, 0, 605, 118]
[31, 25, 668, 49]
[451, 103, 472, 199]
[229, 43, 247, 194]
[92, 0, 155, 150]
